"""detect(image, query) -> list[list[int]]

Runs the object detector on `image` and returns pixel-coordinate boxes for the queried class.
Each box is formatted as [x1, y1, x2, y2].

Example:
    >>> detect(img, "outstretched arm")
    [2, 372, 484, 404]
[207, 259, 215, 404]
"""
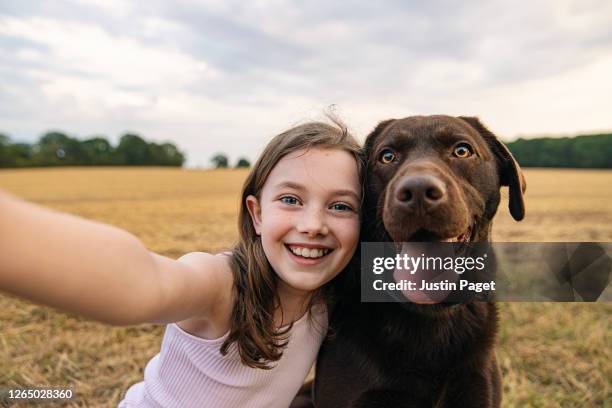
[0, 190, 232, 326]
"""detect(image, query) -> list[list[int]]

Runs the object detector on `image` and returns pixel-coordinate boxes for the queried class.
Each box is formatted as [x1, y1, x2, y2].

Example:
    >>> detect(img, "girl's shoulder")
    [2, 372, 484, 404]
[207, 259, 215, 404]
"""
[177, 251, 235, 294]
[178, 250, 233, 264]
[178, 250, 232, 263]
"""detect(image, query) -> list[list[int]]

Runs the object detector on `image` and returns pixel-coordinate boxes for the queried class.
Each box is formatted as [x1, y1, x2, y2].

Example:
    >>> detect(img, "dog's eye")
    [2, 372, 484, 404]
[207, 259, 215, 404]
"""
[379, 149, 396, 164]
[453, 143, 473, 158]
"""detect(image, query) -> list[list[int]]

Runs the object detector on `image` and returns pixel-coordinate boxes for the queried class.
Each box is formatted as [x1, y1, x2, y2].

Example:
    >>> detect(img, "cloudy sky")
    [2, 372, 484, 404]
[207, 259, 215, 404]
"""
[1, 0, 611, 166]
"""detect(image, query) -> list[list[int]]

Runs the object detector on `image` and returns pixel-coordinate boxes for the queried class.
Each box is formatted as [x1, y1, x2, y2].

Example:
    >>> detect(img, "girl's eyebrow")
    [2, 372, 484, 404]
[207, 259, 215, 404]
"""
[274, 181, 306, 191]
[274, 181, 360, 202]
[333, 190, 361, 202]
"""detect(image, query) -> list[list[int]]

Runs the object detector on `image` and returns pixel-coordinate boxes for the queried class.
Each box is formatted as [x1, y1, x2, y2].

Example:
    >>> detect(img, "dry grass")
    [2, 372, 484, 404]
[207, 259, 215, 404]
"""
[0, 167, 610, 407]
[492, 169, 612, 242]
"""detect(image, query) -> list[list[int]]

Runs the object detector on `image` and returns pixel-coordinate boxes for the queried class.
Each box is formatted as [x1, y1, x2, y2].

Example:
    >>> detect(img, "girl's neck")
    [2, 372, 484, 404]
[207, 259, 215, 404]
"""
[275, 280, 313, 327]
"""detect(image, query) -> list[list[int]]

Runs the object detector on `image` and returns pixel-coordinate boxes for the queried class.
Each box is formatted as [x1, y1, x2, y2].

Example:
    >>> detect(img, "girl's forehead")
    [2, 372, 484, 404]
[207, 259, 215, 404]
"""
[265, 148, 361, 194]
[276, 147, 358, 174]
[280, 147, 354, 164]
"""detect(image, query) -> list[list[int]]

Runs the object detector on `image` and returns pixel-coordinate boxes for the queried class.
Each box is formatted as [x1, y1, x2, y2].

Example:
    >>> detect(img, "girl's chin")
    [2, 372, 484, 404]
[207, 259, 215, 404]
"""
[276, 274, 325, 296]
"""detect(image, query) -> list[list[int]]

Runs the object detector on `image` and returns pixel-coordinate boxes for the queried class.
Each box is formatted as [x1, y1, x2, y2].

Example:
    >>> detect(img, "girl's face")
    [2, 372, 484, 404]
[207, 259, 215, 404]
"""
[246, 147, 361, 297]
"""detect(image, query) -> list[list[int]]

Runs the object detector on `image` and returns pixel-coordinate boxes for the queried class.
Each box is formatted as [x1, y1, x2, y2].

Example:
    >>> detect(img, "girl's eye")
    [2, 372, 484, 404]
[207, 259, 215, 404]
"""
[330, 203, 354, 212]
[379, 149, 396, 164]
[453, 143, 473, 158]
[280, 196, 300, 205]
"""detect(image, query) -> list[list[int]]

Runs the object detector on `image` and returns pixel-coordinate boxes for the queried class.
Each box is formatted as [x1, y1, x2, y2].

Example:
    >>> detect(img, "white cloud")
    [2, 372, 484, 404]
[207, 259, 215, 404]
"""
[0, 1, 610, 166]
[0, 16, 213, 88]
[68, 0, 135, 19]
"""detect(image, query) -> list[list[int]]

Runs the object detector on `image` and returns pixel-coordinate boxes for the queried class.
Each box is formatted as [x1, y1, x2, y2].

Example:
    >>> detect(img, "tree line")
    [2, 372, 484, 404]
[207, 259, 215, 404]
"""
[0, 132, 185, 167]
[505, 133, 612, 168]
[210, 153, 251, 169]
[1, 130, 609, 169]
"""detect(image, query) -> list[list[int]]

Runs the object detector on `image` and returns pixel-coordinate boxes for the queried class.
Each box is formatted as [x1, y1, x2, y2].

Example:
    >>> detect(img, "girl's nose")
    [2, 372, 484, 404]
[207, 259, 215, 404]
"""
[297, 209, 329, 237]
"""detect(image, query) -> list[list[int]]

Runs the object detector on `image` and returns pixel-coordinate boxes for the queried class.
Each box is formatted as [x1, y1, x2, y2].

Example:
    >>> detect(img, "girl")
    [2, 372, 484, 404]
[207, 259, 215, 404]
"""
[0, 120, 363, 407]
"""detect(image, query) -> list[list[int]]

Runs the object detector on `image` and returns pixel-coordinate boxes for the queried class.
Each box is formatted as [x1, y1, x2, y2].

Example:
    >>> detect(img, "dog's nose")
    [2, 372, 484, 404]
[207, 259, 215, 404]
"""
[395, 175, 447, 211]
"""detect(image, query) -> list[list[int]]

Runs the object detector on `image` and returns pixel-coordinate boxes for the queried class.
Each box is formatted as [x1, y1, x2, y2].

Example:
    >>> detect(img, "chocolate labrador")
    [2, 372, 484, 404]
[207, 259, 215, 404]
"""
[310, 115, 526, 407]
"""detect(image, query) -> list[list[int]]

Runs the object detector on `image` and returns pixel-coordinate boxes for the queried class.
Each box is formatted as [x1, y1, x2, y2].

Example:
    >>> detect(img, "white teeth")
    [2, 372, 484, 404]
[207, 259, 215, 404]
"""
[288, 246, 330, 258]
[441, 231, 470, 243]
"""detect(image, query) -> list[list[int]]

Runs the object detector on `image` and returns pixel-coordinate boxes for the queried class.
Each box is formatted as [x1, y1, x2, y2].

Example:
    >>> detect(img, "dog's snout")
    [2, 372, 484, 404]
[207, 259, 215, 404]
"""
[395, 175, 447, 211]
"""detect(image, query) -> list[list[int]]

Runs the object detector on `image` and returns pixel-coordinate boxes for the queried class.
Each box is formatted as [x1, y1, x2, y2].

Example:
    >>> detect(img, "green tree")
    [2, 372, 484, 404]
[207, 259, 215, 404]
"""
[571, 134, 612, 168]
[116, 133, 150, 165]
[235, 157, 250, 168]
[0, 133, 10, 167]
[148, 142, 185, 166]
[506, 134, 612, 168]
[161, 143, 185, 166]
[33, 132, 84, 166]
[211, 153, 229, 168]
[81, 137, 114, 165]
[7, 143, 33, 167]
[0, 131, 187, 168]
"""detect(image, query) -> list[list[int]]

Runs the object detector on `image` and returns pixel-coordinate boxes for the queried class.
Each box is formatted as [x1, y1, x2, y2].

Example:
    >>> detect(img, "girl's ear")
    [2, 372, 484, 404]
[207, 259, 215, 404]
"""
[246, 195, 262, 235]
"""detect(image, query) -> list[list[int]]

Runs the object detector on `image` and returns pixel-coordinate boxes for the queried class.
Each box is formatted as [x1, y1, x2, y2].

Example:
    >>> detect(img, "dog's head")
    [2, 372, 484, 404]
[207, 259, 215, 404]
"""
[363, 115, 525, 243]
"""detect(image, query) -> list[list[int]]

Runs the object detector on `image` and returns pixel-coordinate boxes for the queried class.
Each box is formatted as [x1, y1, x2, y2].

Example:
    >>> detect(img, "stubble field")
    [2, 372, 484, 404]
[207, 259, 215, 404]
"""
[0, 167, 611, 407]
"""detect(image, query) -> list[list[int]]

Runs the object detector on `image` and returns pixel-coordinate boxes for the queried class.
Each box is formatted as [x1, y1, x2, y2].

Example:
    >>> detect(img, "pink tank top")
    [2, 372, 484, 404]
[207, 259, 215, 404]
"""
[118, 303, 327, 408]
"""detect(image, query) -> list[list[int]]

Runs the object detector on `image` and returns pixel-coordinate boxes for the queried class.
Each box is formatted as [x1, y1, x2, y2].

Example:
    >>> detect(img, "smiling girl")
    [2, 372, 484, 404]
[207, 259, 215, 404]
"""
[0, 120, 363, 407]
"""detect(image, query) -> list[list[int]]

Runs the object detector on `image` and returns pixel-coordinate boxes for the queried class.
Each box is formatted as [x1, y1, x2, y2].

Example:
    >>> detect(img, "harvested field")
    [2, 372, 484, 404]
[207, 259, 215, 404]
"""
[1, 167, 611, 407]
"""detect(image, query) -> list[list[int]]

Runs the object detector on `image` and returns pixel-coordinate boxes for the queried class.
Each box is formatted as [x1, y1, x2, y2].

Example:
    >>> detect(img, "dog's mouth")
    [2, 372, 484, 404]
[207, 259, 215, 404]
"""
[406, 226, 473, 243]
[390, 223, 486, 307]
[442, 227, 472, 243]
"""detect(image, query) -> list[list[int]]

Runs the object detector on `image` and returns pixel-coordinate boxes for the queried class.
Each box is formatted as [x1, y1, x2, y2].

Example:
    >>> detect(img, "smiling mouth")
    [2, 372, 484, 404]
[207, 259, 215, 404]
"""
[285, 244, 333, 259]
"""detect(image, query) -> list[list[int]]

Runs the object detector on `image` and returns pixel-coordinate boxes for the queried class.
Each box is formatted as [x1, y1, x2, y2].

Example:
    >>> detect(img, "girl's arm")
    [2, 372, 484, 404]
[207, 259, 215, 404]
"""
[0, 190, 233, 326]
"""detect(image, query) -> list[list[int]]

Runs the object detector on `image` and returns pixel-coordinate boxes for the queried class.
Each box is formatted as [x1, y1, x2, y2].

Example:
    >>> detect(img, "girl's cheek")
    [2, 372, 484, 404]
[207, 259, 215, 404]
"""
[335, 218, 360, 242]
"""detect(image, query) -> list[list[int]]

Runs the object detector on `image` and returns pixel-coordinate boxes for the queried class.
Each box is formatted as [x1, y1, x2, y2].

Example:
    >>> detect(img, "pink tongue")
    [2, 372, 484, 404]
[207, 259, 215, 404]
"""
[393, 243, 460, 304]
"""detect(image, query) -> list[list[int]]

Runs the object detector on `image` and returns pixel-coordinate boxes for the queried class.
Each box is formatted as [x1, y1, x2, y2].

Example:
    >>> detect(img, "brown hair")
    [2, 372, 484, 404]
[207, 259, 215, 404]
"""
[221, 118, 363, 369]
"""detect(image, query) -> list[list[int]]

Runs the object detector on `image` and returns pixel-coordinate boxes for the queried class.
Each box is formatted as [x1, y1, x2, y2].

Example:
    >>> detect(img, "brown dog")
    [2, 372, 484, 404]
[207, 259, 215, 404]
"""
[311, 115, 526, 407]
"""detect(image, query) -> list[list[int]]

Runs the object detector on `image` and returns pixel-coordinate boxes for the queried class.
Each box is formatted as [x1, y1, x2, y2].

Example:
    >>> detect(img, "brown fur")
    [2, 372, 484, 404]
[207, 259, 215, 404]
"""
[309, 115, 525, 407]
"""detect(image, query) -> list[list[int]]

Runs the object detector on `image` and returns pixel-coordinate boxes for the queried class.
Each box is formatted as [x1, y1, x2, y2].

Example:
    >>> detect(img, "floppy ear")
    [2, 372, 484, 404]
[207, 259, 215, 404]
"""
[459, 116, 526, 221]
[364, 119, 396, 158]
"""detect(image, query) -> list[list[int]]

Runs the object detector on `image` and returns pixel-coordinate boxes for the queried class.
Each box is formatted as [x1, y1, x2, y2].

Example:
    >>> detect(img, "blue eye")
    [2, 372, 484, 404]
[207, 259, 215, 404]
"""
[280, 196, 299, 205]
[330, 203, 354, 212]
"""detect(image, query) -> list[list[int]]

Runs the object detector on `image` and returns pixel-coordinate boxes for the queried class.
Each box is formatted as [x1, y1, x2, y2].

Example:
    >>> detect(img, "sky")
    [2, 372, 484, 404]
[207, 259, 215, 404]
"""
[1, 0, 611, 167]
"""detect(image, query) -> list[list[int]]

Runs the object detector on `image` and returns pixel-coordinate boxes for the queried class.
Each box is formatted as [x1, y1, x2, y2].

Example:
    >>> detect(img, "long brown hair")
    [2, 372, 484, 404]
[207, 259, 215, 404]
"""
[220, 118, 363, 369]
